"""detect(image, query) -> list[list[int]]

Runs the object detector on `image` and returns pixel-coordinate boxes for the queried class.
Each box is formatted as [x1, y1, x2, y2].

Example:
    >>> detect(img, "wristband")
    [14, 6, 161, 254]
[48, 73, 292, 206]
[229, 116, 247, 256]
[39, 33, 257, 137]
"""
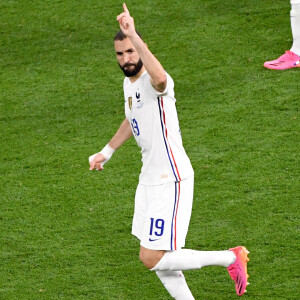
[100, 144, 115, 162]
[89, 144, 115, 166]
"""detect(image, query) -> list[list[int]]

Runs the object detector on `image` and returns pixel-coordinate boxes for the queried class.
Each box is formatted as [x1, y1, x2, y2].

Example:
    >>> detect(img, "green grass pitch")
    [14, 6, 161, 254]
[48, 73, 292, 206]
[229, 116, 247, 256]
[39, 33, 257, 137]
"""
[1, 0, 299, 299]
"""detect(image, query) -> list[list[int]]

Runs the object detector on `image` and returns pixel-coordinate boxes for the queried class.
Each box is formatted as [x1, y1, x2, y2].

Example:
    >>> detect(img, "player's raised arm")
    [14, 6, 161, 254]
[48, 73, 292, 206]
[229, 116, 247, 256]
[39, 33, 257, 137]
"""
[117, 3, 167, 92]
[89, 118, 132, 171]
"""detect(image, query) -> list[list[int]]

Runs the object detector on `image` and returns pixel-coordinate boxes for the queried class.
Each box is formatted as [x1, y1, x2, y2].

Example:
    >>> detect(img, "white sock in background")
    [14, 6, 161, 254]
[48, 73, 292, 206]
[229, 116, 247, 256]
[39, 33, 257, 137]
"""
[290, 0, 300, 56]
[152, 249, 236, 271]
[156, 271, 195, 300]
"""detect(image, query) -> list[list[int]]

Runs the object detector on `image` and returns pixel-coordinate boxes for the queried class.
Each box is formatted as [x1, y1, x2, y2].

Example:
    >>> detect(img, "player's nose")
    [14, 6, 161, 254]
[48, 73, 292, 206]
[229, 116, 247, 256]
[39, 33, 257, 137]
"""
[123, 52, 131, 63]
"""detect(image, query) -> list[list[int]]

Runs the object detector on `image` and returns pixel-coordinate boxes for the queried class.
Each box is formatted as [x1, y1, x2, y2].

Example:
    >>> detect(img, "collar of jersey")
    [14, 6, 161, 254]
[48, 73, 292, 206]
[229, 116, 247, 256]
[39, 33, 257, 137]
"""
[127, 70, 148, 84]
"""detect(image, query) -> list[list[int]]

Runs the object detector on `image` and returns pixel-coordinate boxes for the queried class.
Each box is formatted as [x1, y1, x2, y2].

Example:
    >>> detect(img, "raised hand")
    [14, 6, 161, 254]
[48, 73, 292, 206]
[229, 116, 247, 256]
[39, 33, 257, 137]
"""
[116, 3, 136, 37]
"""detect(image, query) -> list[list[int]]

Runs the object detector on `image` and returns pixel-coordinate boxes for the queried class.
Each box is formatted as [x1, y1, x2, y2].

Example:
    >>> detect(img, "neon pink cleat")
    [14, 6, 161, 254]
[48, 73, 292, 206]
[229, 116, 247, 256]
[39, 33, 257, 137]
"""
[264, 51, 300, 70]
[227, 246, 250, 296]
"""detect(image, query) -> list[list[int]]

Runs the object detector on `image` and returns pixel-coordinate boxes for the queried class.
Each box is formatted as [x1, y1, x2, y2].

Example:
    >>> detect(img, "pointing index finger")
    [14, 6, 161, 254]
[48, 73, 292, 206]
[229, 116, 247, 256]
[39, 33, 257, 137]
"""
[123, 3, 130, 15]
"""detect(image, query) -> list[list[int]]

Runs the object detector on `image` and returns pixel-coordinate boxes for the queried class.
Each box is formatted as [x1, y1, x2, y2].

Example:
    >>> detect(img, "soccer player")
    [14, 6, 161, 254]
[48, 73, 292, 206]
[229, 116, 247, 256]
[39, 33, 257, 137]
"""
[264, 0, 300, 70]
[89, 3, 250, 299]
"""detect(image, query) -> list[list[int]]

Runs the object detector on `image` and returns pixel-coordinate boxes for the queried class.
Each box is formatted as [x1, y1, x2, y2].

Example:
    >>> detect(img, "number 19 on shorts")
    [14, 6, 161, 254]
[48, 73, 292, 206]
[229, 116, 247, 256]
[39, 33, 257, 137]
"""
[149, 218, 165, 239]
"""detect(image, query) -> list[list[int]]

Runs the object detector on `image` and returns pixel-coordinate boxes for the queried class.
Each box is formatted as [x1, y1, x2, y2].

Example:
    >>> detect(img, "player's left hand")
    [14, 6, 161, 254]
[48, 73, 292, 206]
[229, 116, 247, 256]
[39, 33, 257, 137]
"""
[116, 3, 136, 37]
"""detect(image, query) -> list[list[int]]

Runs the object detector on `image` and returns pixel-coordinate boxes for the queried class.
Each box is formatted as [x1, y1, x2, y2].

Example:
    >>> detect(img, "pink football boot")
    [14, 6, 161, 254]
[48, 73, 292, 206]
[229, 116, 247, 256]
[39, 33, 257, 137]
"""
[264, 51, 300, 70]
[227, 246, 250, 296]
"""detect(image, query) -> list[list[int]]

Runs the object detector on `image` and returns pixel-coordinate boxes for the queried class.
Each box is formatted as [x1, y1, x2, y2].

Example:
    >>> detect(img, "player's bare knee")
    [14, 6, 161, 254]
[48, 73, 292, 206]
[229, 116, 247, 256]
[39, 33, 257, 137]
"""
[139, 254, 155, 269]
[139, 247, 165, 269]
[139, 253, 161, 269]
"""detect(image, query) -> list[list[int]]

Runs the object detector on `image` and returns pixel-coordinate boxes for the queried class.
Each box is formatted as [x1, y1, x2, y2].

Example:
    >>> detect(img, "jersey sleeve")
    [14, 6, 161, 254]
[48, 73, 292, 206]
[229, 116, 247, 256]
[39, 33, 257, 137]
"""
[153, 72, 175, 99]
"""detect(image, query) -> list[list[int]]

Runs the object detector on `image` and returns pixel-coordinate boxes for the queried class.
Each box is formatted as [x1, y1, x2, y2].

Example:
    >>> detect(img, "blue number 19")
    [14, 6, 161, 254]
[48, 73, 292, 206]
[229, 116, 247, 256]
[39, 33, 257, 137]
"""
[150, 218, 165, 236]
[131, 118, 140, 136]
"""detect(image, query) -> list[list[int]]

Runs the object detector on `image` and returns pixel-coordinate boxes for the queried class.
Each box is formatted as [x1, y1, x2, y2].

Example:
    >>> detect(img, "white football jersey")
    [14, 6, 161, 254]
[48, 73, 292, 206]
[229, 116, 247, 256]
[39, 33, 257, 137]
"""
[124, 70, 194, 185]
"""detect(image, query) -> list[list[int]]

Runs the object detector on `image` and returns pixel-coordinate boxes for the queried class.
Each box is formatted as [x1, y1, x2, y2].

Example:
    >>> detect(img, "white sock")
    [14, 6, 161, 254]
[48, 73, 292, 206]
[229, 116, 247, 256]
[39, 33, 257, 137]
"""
[156, 270, 195, 300]
[152, 249, 236, 271]
[290, 0, 300, 56]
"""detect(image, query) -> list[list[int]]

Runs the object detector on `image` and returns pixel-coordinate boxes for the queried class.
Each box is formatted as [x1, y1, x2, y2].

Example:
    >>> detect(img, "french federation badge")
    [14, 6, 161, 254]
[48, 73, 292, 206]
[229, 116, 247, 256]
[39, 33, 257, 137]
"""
[128, 97, 132, 110]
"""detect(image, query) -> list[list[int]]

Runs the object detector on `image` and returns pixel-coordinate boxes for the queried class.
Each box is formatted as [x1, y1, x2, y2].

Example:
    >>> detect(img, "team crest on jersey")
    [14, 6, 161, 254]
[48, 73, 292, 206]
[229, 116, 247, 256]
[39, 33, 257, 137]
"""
[128, 97, 132, 110]
[135, 91, 143, 109]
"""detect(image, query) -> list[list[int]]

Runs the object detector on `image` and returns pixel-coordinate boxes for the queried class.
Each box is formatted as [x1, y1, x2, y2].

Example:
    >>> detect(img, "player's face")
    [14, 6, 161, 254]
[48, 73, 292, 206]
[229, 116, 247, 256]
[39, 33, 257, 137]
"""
[114, 38, 143, 77]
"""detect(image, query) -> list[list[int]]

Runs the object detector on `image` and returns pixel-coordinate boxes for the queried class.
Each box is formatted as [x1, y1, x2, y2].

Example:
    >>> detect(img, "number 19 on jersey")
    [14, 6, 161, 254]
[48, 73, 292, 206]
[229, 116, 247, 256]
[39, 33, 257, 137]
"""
[131, 118, 140, 136]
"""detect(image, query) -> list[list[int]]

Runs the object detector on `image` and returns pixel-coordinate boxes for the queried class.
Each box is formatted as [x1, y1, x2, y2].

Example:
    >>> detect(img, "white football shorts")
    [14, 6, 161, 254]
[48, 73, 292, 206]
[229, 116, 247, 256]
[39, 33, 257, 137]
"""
[132, 176, 194, 251]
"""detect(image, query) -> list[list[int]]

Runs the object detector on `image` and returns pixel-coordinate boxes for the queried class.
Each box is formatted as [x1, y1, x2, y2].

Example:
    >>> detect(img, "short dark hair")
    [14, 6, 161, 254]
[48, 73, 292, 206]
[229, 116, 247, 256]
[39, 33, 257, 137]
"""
[114, 30, 143, 41]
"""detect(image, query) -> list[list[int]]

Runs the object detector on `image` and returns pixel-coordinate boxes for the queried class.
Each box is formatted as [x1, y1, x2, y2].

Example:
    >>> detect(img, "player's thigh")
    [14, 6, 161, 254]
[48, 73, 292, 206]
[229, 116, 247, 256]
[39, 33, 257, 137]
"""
[176, 176, 194, 247]
[132, 183, 148, 238]
[140, 176, 194, 251]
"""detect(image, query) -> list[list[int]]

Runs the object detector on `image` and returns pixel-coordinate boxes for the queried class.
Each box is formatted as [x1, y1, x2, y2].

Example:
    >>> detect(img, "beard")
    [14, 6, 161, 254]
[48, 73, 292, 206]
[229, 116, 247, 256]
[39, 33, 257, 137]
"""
[119, 59, 143, 77]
